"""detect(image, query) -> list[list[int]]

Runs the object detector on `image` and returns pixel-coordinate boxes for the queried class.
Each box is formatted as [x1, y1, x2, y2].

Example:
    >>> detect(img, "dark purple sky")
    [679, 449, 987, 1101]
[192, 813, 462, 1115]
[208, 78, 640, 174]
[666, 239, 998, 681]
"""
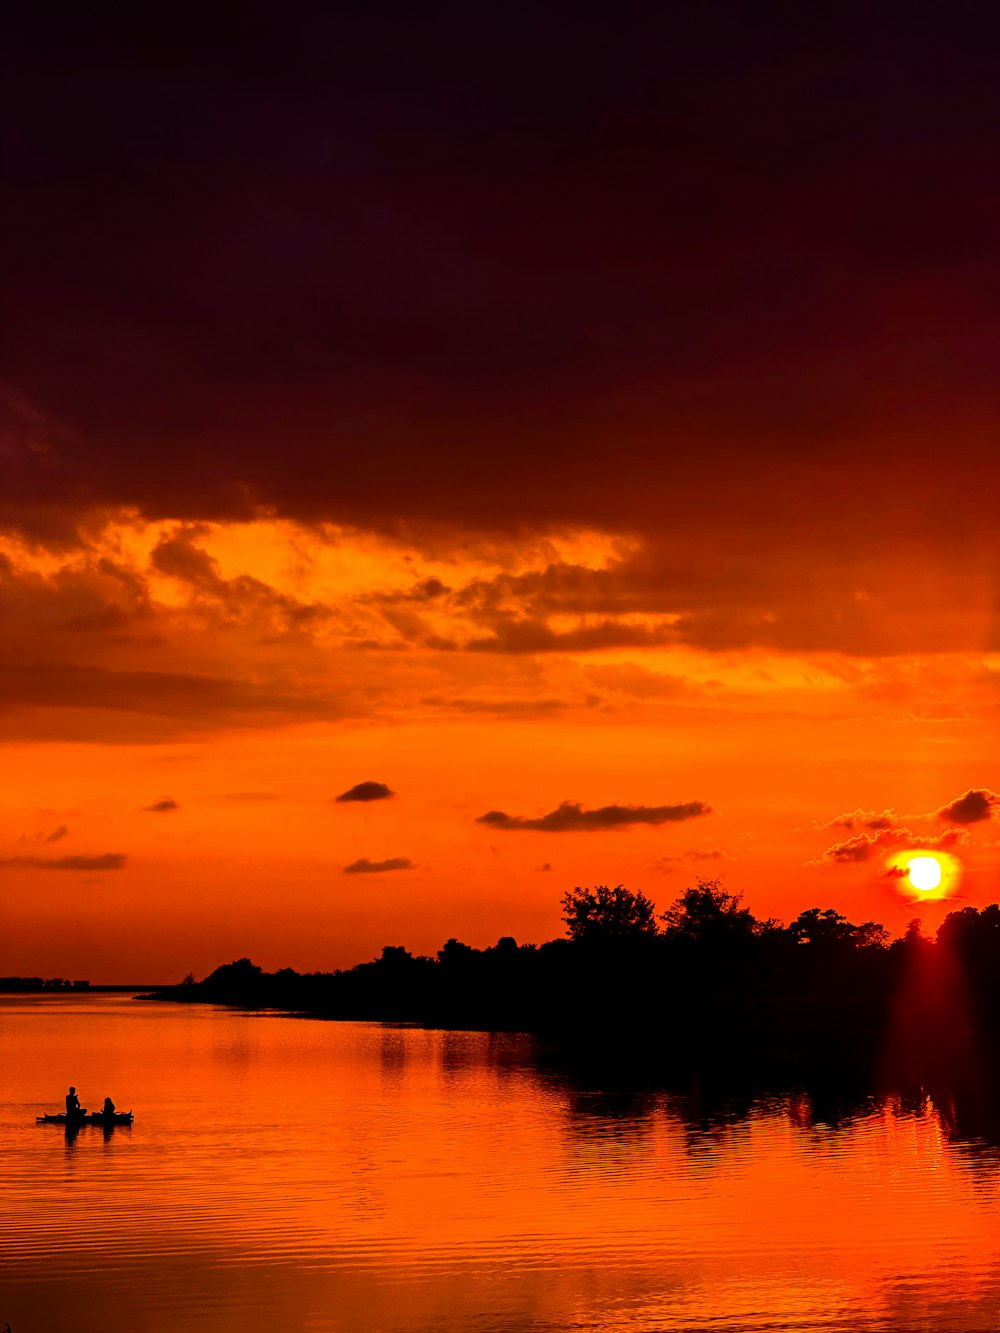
[5, 1, 1000, 541]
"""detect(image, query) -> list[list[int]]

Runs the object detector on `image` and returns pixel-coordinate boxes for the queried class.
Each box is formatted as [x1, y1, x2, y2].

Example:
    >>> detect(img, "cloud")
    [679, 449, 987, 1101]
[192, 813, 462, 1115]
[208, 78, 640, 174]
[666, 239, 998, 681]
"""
[650, 847, 730, 872]
[149, 527, 333, 633]
[342, 857, 414, 874]
[582, 664, 694, 700]
[812, 827, 966, 865]
[4, 1, 1000, 682]
[0, 853, 127, 871]
[0, 663, 332, 727]
[335, 781, 394, 803]
[476, 799, 712, 832]
[464, 618, 678, 654]
[420, 695, 570, 717]
[144, 798, 179, 813]
[881, 864, 910, 879]
[19, 824, 68, 844]
[149, 529, 220, 588]
[935, 788, 999, 825]
[822, 808, 899, 832]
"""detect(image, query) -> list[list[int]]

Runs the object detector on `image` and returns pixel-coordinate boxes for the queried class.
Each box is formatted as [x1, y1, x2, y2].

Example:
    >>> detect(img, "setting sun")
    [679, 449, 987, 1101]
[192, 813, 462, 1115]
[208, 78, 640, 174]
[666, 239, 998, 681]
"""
[908, 856, 942, 892]
[885, 849, 962, 902]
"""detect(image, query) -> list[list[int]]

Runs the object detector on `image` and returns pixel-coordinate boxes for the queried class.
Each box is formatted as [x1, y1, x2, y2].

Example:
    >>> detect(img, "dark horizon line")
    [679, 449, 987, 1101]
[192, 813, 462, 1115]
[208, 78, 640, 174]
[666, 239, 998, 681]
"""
[0, 982, 170, 993]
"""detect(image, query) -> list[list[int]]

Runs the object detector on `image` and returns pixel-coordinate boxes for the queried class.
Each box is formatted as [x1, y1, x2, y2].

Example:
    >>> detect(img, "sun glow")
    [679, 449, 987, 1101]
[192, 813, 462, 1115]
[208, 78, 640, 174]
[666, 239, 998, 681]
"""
[886, 849, 961, 901]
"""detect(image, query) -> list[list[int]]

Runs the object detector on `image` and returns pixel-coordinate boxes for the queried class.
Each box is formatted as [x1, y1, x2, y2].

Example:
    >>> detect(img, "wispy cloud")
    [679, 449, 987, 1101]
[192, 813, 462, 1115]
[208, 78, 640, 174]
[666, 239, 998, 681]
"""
[143, 798, 179, 813]
[0, 853, 127, 871]
[19, 824, 69, 844]
[477, 800, 712, 832]
[821, 808, 899, 832]
[651, 847, 730, 871]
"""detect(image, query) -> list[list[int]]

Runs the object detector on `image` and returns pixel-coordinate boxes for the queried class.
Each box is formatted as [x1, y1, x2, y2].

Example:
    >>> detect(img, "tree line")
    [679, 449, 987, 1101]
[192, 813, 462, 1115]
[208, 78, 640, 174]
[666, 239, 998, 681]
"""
[149, 881, 1000, 1072]
[0, 976, 89, 991]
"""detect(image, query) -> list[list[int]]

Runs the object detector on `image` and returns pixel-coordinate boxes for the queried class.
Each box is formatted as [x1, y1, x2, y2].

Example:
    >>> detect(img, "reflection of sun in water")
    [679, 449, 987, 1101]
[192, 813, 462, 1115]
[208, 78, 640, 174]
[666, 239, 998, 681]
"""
[908, 856, 942, 891]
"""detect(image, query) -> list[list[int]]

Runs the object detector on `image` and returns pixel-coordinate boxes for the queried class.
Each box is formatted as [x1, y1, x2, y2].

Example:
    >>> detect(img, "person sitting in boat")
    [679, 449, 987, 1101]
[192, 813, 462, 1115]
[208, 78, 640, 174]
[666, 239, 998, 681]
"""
[102, 1097, 116, 1117]
[66, 1086, 83, 1118]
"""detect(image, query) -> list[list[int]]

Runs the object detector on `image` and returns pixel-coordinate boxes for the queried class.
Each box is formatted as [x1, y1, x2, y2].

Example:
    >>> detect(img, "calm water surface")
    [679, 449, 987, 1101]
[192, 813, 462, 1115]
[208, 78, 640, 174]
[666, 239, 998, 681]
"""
[2, 994, 1000, 1332]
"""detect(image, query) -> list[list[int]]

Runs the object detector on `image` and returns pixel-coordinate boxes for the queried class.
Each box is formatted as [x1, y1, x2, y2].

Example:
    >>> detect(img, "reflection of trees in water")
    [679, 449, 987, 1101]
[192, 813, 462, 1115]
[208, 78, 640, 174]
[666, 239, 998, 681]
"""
[526, 1040, 1000, 1187]
[925, 1071, 1000, 1154]
[377, 1028, 408, 1083]
[435, 1029, 539, 1100]
[785, 1081, 881, 1134]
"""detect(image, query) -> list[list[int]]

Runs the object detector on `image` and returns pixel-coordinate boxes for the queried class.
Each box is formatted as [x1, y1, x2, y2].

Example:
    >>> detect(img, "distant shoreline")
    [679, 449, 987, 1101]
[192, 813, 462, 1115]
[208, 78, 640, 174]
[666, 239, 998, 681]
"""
[0, 984, 166, 994]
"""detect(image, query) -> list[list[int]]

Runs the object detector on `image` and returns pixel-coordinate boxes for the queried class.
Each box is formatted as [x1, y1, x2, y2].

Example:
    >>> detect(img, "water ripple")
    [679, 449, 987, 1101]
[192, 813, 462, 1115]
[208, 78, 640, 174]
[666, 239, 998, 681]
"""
[3, 996, 1000, 1332]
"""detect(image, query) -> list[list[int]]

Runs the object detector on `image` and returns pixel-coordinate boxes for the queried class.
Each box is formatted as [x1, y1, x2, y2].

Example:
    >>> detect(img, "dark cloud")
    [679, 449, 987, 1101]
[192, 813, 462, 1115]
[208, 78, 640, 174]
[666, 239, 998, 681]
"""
[0, 550, 154, 642]
[343, 857, 414, 874]
[935, 788, 999, 826]
[369, 577, 451, 605]
[144, 798, 179, 813]
[363, 540, 990, 657]
[817, 834, 884, 864]
[813, 827, 966, 865]
[464, 618, 676, 654]
[0, 663, 332, 727]
[4, 1, 1000, 588]
[335, 781, 394, 803]
[0, 853, 127, 871]
[477, 800, 712, 832]
[420, 695, 571, 717]
[150, 531, 220, 587]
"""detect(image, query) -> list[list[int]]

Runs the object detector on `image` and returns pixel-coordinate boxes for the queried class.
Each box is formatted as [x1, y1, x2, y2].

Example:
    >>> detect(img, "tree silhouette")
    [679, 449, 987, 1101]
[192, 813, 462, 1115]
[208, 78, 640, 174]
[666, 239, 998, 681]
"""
[561, 884, 659, 941]
[789, 907, 888, 950]
[661, 878, 757, 942]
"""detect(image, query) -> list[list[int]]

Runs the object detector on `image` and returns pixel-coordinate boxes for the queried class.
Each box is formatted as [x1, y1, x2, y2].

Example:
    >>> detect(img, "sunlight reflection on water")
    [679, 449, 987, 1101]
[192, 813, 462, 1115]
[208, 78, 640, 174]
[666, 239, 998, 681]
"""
[2, 995, 1000, 1332]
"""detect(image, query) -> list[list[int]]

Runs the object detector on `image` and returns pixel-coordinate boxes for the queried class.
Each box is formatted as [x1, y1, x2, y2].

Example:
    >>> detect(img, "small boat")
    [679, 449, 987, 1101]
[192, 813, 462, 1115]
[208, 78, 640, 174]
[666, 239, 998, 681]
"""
[37, 1111, 134, 1125]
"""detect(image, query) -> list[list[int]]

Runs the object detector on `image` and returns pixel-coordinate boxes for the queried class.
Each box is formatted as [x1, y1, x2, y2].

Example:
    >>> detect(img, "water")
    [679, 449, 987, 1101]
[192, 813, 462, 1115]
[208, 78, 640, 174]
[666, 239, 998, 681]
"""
[2, 995, 1000, 1332]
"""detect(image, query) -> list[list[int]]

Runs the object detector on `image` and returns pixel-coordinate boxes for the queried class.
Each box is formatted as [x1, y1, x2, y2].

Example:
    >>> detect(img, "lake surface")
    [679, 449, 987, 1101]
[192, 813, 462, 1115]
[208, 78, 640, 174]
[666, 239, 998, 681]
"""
[3, 994, 1000, 1332]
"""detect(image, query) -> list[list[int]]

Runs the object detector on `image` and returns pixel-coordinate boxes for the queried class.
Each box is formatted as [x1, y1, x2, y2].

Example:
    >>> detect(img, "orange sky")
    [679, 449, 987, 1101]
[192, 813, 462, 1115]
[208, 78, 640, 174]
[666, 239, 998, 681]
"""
[1, 517, 997, 980]
[3, 6, 999, 978]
